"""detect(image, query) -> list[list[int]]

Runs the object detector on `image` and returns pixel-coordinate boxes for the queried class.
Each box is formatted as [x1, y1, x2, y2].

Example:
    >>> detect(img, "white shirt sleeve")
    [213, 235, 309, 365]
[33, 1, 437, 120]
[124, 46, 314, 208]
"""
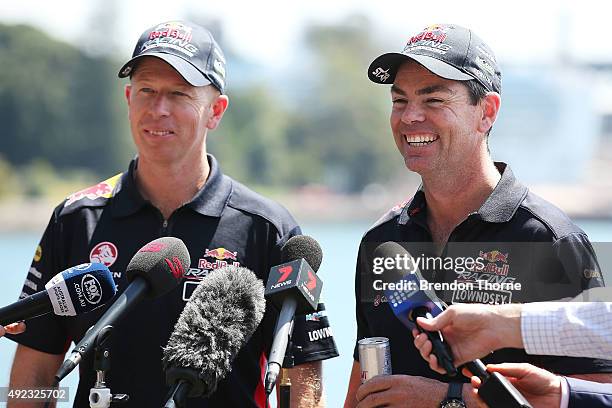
[521, 302, 612, 360]
[559, 376, 569, 408]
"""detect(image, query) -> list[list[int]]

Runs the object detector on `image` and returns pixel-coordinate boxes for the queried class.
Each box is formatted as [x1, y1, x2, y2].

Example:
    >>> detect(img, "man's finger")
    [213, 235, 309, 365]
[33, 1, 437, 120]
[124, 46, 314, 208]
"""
[414, 334, 433, 360]
[355, 375, 394, 401]
[5, 322, 26, 335]
[486, 363, 531, 380]
[416, 309, 452, 331]
[428, 353, 445, 375]
[470, 375, 482, 388]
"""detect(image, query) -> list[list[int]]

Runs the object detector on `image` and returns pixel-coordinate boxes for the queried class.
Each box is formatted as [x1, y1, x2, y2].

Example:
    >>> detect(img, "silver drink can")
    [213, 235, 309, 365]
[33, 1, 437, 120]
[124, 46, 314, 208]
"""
[358, 337, 391, 383]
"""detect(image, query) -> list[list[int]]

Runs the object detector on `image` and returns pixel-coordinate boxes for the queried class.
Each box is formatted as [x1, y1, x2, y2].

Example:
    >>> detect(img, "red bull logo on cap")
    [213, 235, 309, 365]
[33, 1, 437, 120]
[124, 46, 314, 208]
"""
[65, 174, 121, 207]
[148, 21, 193, 43]
[407, 24, 449, 47]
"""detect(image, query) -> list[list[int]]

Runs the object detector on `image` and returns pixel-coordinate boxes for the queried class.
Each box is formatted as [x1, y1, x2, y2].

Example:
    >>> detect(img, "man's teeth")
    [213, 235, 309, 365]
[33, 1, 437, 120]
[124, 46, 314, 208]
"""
[149, 130, 173, 136]
[404, 134, 438, 146]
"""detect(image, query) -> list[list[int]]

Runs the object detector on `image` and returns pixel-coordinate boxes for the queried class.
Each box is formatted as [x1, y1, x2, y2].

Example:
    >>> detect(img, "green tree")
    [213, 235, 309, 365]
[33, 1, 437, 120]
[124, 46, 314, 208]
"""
[0, 23, 132, 176]
[292, 15, 401, 192]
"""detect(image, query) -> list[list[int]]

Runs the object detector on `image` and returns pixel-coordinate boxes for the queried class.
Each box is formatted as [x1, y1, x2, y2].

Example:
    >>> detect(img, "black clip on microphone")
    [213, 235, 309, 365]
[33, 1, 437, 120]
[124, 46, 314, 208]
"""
[465, 360, 533, 408]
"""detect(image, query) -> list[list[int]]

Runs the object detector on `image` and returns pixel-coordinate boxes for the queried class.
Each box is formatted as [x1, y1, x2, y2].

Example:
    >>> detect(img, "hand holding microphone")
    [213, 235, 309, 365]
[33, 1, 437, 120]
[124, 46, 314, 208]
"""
[412, 303, 523, 373]
[375, 242, 457, 376]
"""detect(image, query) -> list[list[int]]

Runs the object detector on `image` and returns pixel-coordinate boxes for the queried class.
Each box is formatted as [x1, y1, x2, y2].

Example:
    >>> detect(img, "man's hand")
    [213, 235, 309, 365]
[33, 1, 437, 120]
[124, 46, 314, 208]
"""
[411, 303, 523, 373]
[0, 322, 26, 337]
[355, 375, 447, 408]
[466, 363, 562, 408]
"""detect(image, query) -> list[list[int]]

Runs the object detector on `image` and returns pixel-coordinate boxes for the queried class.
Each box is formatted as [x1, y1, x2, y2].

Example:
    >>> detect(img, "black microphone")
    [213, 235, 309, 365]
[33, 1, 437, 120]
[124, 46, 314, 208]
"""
[0, 263, 116, 326]
[264, 235, 324, 396]
[54, 237, 189, 382]
[162, 265, 266, 408]
[375, 242, 456, 376]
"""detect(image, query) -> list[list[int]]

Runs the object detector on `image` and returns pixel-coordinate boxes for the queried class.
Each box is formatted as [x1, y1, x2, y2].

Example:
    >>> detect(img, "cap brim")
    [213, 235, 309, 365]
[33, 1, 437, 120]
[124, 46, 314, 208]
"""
[368, 52, 474, 84]
[118, 53, 212, 87]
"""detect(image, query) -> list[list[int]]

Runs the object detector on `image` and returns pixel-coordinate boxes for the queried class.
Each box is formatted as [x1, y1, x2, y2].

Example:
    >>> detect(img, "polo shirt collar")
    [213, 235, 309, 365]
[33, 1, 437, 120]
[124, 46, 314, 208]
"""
[112, 154, 232, 218]
[398, 162, 528, 225]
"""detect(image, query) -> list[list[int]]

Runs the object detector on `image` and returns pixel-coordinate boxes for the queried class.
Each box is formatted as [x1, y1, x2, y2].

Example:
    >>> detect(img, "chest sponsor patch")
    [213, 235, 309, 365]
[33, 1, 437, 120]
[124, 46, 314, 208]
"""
[90, 242, 119, 268]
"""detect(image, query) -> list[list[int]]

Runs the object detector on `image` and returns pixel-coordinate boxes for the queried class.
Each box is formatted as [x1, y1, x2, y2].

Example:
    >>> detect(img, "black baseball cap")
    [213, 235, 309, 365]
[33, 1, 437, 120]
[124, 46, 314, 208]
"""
[118, 20, 227, 93]
[368, 24, 501, 94]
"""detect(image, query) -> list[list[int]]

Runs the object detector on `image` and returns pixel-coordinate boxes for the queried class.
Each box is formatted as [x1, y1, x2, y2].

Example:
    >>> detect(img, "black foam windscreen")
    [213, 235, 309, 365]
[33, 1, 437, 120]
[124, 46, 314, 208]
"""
[126, 237, 190, 299]
[280, 235, 323, 273]
[162, 265, 266, 398]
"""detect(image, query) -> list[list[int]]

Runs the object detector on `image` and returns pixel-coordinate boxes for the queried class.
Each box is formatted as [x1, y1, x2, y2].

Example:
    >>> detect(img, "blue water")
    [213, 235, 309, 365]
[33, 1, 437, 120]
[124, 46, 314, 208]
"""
[0, 220, 611, 407]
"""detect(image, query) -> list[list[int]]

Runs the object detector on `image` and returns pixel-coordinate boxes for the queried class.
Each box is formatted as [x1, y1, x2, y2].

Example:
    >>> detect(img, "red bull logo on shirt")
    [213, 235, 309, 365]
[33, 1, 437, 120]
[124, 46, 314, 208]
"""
[204, 247, 238, 261]
[198, 247, 240, 271]
[479, 250, 509, 264]
[65, 174, 121, 207]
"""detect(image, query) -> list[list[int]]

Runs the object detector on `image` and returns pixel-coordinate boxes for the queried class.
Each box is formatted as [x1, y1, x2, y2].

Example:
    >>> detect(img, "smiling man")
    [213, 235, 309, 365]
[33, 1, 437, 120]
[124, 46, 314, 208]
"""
[344, 24, 610, 408]
[7, 21, 337, 407]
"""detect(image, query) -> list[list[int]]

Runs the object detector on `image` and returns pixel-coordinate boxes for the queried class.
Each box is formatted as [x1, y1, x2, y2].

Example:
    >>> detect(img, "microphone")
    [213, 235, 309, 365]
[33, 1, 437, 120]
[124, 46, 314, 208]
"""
[54, 237, 189, 382]
[162, 265, 266, 407]
[0, 263, 116, 326]
[264, 235, 324, 396]
[465, 360, 532, 408]
[374, 242, 456, 376]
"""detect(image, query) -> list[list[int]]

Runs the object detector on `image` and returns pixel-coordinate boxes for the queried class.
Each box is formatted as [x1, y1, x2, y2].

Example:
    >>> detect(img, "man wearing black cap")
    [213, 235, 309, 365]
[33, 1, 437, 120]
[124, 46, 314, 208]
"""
[7, 21, 337, 407]
[345, 24, 610, 407]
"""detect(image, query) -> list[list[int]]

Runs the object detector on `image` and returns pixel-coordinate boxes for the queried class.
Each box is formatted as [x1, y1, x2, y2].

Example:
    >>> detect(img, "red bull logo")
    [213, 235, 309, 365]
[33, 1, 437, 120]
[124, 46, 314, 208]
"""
[149, 21, 193, 43]
[479, 250, 509, 264]
[407, 25, 448, 46]
[204, 247, 238, 261]
[65, 174, 121, 207]
[90, 242, 119, 268]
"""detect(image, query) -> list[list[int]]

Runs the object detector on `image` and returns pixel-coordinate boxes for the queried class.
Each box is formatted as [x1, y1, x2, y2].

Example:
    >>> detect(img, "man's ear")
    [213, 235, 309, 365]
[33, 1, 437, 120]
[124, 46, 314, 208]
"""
[478, 92, 501, 134]
[207, 94, 229, 130]
[125, 84, 132, 106]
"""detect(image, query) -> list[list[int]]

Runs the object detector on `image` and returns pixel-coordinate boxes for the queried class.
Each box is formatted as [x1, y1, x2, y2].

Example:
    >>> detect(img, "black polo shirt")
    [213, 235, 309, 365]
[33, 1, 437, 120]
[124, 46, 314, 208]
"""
[11, 155, 338, 407]
[354, 162, 610, 381]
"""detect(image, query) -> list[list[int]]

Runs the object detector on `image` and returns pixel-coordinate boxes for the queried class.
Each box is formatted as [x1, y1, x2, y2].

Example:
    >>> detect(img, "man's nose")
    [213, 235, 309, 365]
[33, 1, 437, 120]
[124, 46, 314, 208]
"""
[401, 103, 425, 124]
[149, 94, 171, 118]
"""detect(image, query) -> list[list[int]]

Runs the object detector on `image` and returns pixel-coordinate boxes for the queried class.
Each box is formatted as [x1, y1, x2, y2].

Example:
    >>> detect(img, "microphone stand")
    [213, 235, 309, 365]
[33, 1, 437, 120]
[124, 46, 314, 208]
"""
[88, 325, 129, 408]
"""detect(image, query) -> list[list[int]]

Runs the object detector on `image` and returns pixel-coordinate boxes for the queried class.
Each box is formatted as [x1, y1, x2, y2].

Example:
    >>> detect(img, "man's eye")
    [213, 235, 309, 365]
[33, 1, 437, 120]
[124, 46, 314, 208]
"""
[140, 88, 155, 94]
[172, 91, 188, 97]
[427, 98, 443, 104]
